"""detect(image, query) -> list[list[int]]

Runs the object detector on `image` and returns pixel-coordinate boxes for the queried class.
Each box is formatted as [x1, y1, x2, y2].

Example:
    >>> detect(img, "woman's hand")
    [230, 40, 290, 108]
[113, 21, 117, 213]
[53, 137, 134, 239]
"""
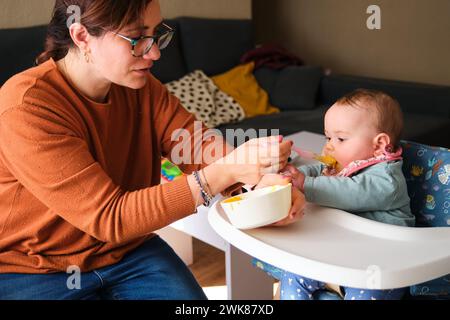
[255, 174, 306, 227]
[219, 136, 292, 186]
[280, 164, 306, 192]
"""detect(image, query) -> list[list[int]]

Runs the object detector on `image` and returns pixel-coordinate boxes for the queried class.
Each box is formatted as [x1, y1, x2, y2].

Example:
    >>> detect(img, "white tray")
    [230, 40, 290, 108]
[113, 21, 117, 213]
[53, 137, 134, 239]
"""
[208, 200, 450, 289]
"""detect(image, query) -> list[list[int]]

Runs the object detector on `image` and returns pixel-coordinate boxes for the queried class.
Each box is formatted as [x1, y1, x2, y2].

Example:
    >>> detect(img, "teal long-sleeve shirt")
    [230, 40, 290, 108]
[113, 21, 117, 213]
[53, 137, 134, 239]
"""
[300, 161, 415, 227]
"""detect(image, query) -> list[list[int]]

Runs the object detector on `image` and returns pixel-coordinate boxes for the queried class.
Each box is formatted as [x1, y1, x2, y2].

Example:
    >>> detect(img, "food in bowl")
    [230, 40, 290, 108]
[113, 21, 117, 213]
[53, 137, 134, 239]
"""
[220, 184, 292, 229]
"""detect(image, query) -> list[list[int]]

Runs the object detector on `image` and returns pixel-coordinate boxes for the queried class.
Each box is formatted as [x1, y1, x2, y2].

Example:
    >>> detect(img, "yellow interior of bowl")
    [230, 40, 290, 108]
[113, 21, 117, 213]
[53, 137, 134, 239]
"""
[221, 184, 290, 205]
[222, 196, 244, 204]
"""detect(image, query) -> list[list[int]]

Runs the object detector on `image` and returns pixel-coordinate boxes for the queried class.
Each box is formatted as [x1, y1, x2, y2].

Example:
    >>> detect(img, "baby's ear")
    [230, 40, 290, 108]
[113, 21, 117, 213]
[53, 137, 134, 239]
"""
[373, 133, 391, 156]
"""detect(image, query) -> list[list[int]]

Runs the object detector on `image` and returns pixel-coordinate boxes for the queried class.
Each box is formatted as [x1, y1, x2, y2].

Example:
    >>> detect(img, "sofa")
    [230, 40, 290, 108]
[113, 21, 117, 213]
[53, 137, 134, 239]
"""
[154, 17, 450, 149]
[1, 17, 449, 149]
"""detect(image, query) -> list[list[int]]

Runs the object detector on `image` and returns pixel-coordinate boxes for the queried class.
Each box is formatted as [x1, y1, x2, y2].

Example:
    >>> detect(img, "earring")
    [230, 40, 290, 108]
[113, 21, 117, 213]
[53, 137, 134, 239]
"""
[84, 51, 90, 63]
[385, 144, 394, 153]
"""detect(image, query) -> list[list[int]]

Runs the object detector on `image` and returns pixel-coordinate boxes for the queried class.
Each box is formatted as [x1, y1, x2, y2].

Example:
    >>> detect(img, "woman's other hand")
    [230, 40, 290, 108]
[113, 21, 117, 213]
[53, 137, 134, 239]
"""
[255, 174, 305, 227]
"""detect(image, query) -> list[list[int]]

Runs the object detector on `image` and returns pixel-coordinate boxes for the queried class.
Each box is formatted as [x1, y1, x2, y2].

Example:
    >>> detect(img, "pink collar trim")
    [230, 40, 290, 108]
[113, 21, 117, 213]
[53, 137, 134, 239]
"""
[334, 147, 403, 177]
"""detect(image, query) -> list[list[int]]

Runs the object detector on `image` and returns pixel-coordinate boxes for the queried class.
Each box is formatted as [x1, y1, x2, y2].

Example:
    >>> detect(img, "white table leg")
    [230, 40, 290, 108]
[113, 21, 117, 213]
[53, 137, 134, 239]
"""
[225, 244, 274, 300]
[156, 226, 194, 265]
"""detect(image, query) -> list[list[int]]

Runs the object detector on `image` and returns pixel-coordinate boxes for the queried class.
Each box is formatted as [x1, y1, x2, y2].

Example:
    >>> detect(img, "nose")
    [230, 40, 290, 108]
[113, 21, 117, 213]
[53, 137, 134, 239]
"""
[324, 141, 334, 153]
[143, 43, 161, 61]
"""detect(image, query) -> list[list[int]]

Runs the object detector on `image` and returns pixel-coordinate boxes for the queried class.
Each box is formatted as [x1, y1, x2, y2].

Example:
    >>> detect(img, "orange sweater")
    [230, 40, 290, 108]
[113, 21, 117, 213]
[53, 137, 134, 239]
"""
[0, 59, 217, 274]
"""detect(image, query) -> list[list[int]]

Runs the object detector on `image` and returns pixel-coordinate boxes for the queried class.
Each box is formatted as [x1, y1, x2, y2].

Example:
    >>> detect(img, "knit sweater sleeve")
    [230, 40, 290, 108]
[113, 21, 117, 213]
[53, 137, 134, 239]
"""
[149, 77, 230, 173]
[149, 78, 243, 197]
[0, 104, 197, 244]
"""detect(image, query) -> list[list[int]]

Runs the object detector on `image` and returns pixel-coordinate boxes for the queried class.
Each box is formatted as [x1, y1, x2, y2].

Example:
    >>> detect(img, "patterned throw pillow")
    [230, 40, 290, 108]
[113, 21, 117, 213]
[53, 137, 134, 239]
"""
[166, 70, 245, 128]
[401, 140, 450, 298]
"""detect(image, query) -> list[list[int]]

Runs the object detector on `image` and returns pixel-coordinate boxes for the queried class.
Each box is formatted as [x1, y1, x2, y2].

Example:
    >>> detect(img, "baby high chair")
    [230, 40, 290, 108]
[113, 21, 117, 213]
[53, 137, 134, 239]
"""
[251, 140, 450, 300]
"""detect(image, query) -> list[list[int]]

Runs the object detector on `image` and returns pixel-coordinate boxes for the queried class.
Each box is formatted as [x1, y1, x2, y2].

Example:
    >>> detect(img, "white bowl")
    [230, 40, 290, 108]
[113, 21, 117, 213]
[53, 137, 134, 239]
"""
[220, 184, 292, 230]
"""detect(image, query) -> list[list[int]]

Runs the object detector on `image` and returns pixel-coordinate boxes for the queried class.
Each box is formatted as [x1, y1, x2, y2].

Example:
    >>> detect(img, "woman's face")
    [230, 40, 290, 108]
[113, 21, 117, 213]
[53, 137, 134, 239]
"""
[88, 0, 162, 89]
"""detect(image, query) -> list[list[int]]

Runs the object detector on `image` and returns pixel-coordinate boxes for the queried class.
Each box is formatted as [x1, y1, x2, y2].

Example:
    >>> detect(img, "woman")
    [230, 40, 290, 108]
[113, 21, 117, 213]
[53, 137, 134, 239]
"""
[0, 0, 302, 300]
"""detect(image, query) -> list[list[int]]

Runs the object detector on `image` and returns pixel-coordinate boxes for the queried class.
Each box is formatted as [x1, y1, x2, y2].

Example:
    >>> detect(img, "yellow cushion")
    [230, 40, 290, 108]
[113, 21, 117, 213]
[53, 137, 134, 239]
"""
[212, 62, 280, 118]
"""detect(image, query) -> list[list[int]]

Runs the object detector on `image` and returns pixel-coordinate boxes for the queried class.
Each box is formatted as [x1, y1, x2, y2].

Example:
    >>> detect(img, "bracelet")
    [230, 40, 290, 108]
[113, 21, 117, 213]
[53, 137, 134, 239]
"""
[200, 172, 214, 205]
[193, 171, 213, 207]
[201, 169, 213, 197]
[196, 171, 213, 206]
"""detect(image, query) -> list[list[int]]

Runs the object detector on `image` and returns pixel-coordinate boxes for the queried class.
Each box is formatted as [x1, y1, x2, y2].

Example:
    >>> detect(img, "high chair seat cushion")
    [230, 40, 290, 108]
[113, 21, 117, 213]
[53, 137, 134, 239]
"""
[252, 258, 283, 280]
[401, 141, 450, 298]
[401, 141, 450, 228]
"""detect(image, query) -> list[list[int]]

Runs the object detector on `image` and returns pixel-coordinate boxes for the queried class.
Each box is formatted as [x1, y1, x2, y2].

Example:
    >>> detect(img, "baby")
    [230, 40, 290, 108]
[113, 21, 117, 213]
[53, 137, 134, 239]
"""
[280, 89, 415, 300]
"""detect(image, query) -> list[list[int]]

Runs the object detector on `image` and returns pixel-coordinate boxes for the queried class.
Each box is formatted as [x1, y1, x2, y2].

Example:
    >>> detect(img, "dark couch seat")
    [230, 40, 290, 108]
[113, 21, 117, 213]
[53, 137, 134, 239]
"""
[218, 106, 450, 148]
[217, 107, 327, 145]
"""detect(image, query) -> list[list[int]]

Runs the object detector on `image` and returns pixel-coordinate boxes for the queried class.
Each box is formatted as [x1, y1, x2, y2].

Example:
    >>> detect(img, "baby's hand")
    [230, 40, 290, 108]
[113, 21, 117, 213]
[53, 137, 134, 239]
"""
[280, 164, 305, 192]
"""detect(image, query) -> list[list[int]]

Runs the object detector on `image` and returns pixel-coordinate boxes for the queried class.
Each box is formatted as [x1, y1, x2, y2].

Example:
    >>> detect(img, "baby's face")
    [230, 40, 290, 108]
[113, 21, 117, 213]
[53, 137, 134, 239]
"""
[323, 103, 379, 168]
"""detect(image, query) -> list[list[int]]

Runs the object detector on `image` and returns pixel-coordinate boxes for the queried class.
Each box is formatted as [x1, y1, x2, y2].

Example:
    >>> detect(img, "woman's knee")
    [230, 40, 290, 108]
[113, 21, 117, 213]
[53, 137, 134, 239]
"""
[102, 236, 207, 300]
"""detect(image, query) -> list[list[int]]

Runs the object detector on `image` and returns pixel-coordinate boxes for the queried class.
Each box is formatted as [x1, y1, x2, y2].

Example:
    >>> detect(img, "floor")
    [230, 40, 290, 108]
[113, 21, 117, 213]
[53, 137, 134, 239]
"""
[188, 238, 279, 300]
[188, 238, 227, 300]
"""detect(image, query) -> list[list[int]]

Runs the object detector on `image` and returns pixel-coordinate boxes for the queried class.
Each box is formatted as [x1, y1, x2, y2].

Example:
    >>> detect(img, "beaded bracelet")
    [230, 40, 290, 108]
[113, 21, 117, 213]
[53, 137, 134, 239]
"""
[201, 169, 213, 197]
[193, 171, 213, 207]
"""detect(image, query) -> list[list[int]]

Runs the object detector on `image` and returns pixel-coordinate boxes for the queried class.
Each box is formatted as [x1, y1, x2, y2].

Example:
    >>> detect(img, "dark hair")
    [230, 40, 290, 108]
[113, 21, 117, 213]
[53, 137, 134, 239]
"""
[36, 0, 152, 65]
[335, 89, 404, 147]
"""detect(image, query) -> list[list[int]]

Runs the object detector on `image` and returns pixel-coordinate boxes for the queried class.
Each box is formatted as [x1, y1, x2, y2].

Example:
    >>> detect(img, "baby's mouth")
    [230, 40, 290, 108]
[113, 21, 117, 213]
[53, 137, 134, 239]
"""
[317, 154, 339, 169]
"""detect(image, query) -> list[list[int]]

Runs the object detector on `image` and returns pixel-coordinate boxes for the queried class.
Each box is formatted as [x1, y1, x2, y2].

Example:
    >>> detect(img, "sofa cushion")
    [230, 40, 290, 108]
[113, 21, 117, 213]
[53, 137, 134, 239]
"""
[271, 66, 323, 111]
[178, 17, 253, 76]
[217, 107, 328, 147]
[254, 67, 279, 97]
[0, 25, 47, 85]
[150, 19, 187, 84]
[319, 74, 450, 118]
[403, 113, 450, 148]
[212, 62, 279, 118]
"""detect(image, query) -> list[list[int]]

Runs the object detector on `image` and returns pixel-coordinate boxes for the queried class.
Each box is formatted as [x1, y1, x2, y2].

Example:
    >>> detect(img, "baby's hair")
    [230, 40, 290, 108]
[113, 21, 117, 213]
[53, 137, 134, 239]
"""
[335, 89, 404, 147]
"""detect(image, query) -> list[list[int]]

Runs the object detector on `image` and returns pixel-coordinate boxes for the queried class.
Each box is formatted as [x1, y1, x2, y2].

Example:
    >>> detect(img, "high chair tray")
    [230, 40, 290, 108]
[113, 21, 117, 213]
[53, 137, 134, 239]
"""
[208, 201, 450, 289]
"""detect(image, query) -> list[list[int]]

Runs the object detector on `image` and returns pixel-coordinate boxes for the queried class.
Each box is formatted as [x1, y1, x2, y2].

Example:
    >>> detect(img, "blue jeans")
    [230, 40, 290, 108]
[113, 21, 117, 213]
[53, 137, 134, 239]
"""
[0, 236, 207, 300]
[281, 272, 406, 300]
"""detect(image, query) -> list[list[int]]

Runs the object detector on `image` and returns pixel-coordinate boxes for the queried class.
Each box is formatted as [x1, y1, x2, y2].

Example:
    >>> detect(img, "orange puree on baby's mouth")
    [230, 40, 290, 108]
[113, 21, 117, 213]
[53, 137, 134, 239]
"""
[315, 155, 338, 168]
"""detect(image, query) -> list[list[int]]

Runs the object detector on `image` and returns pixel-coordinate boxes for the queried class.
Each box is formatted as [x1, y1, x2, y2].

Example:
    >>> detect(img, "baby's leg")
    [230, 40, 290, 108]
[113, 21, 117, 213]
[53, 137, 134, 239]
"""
[343, 287, 407, 300]
[280, 271, 326, 300]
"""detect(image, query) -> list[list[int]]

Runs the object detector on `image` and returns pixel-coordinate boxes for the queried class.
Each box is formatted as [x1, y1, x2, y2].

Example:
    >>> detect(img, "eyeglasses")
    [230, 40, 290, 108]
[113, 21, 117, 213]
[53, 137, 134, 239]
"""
[113, 22, 174, 57]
